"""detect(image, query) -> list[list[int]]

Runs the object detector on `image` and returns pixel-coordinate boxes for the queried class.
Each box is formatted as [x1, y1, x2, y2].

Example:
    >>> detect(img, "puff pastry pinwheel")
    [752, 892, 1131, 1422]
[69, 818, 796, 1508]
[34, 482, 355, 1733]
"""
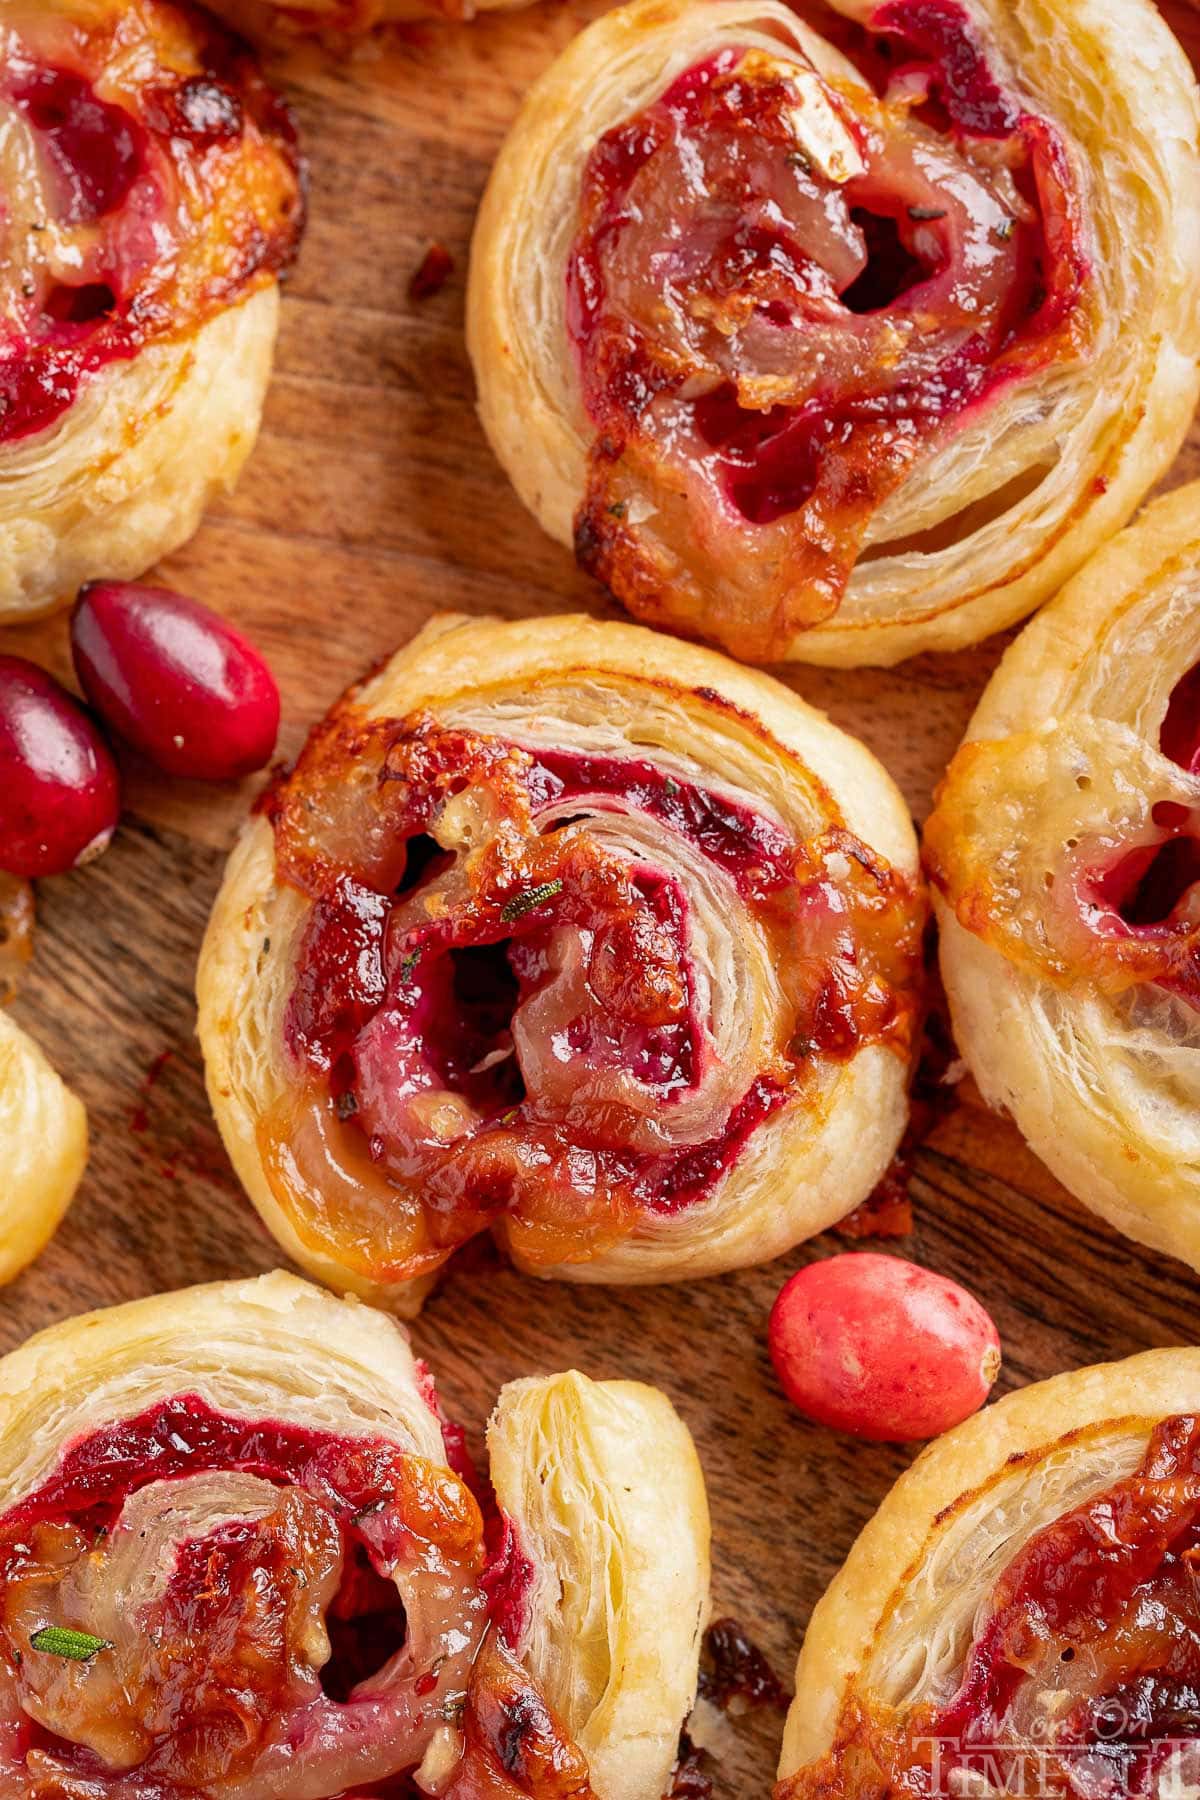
[197, 613, 925, 1311]
[0, 1009, 86, 1285]
[488, 1373, 709, 1800]
[0, 1269, 710, 1800]
[926, 480, 1200, 1274]
[0, 1, 304, 623]
[467, 0, 1200, 668]
[776, 1346, 1200, 1800]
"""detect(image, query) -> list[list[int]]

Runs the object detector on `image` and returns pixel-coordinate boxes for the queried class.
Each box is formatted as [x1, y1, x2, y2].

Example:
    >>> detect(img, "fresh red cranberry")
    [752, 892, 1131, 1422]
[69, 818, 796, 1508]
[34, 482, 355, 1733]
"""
[0, 657, 120, 879]
[769, 1253, 1001, 1441]
[71, 582, 280, 782]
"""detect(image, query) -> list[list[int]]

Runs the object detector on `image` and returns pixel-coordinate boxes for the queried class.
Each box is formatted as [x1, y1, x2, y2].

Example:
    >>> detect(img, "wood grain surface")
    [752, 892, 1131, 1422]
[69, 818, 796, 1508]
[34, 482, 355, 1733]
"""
[3, 5, 1200, 1792]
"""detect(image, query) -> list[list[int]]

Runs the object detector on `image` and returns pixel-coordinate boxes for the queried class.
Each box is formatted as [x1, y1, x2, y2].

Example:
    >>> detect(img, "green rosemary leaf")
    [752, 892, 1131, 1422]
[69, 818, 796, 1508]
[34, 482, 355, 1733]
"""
[500, 879, 564, 925]
[30, 1626, 111, 1662]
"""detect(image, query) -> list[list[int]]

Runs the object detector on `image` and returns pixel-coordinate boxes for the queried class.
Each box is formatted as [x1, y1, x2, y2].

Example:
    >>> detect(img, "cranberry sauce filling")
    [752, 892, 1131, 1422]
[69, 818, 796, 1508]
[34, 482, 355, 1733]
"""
[645, 1075, 789, 1211]
[413, 1365, 535, 1654]
[414, 1360, 484, 1497]
[480, 1515, 537, 1651]
[567, 0, 1089, 644]
[0, 11, 302, 444]
[9, 65, 145, 226]
[927, 1416, 1200, 1795]
[0, 1393, 414, 1537]
[289, 875, 391, 1076]
[0, 1395, 479, 1790]
[281, 733, 801, 1216]
[871, 0, 1020, 136]
[525, 745, 796, 899]
[1161, 664, 1200, 776]
[1077, 663, 1200, 991]
[783, 1417, 1200, 1800]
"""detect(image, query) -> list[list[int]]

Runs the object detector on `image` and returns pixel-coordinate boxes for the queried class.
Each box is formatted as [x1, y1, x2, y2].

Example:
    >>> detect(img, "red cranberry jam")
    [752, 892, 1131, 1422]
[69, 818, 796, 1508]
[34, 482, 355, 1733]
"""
[0, 1393, 501, 1795]
[779, 1415, 1200, 1800]
[567, 0, 1090, 657]
[257, 701, 923, 1285]
[0, 1, 303, 444]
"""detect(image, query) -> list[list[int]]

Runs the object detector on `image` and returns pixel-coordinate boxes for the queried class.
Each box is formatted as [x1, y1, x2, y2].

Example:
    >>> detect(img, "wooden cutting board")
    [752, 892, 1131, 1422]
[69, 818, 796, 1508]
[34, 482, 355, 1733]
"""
[3, 5, 1199, 1789]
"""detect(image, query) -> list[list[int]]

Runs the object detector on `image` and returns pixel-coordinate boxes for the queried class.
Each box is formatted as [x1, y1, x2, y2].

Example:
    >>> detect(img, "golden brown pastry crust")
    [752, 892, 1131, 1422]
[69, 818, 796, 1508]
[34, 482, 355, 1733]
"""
[0, 1, 303, 621]
[489, 1372, 710, 1800]
[197, 612, 923, 1311]
[467, 0, 1200, 666]
[777, 1347, 1200, 1789]
[0, 1272, 710, 1800]
[927, 481, 1200, 1273]
[0, 1010, 86, 1286]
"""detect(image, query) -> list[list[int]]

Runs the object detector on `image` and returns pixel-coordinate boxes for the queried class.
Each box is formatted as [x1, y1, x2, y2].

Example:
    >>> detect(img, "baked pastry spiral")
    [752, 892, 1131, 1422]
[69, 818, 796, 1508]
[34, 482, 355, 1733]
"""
[0, 1009, 86, 1285]
[467, 0, 1200, 667]
[0, 1, 304, 623]
[488, 1374, 709, 1800]
[926, 480, 1200, 1273]
[776, 1347, 1200, 1800]
[0, 1269, 710, 1799]
[197, 613, 924, 1311]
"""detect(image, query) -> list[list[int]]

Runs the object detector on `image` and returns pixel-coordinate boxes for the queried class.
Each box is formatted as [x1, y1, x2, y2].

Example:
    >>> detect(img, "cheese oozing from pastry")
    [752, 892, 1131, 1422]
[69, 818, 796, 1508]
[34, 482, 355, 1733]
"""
[779, 1413, 1200, 1800]
[255, 698, 922, 1285]
[0, 1, 303, 446]
[568, 2, 1091, 660]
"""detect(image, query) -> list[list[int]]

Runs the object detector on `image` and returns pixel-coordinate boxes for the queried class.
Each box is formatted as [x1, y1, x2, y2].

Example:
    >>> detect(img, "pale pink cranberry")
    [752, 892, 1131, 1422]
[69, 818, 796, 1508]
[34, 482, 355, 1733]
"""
[0, 655, 120, 879]
[71, 581, 280, 782]
[769, 1252, 1001, 1442]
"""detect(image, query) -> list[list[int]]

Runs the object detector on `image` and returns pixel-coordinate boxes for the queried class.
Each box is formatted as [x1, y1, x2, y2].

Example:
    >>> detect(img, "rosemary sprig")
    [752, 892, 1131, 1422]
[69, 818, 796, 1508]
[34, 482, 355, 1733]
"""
[500, 879, 563, 925]
[30, 1626, 111, 1662]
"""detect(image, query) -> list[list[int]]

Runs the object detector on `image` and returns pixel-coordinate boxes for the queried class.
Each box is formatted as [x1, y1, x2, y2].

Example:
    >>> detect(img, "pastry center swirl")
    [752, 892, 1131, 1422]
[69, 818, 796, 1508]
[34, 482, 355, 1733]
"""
[0, 0, 303, 445]
[779, 1414, 1200, 1800]
[259, 707, 923, 1280]
[0, 1393, 571, 1797]
[567, 0, 1092, 657]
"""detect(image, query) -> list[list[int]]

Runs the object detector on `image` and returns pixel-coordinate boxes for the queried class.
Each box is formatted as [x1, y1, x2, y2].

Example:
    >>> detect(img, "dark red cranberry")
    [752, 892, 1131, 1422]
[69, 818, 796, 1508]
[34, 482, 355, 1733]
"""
[0, 657, 120, 879]
[71, 582, 280, 782]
